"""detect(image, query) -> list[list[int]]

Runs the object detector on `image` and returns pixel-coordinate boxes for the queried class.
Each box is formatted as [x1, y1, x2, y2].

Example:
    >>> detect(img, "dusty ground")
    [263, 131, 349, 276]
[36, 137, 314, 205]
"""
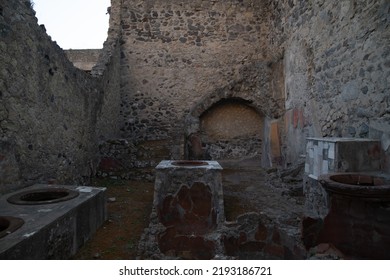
[73, 167, 304, 259]
[73, 178, 154, 259]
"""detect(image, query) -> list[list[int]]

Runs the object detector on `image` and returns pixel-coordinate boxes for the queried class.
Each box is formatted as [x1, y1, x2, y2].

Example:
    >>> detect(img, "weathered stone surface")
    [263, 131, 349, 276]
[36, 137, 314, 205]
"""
[274, 0, 390, 167]
[0, 0, 121, 192]
[118, 0, 285, 168]
[158, 182, 214, 234]
[1, 0, 389, 260]
[0, 184, 106, 259]
[158, 228, 216, 260]
[65, 49, 102, 72]
[2, 0, 389, 189]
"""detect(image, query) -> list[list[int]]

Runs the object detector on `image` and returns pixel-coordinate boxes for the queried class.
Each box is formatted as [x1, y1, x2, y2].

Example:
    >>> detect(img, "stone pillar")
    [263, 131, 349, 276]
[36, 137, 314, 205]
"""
[154, 160, 224, 229]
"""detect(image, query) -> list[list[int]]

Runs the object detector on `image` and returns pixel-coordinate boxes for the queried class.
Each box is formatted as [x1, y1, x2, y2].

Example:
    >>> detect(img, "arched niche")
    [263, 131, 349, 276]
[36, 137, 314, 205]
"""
[187, 98, 265, 165]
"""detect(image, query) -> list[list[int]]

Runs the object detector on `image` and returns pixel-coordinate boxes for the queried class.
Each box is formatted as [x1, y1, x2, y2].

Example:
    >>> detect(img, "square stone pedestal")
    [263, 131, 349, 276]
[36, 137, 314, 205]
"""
[154, 160, 224, 229]
[138, 160, 224, 259]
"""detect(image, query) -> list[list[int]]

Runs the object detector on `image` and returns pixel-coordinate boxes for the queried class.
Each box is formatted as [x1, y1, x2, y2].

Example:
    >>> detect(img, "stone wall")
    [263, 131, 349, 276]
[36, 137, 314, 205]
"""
[65, 49, 102, 72]
[118, 0, 285, 169]
[2, 0, 389, 189]
[0, 0, 121, 193]
[271, 0, 390, 168]
[94, 0, 122, 142]
[102, 0, 390, 175]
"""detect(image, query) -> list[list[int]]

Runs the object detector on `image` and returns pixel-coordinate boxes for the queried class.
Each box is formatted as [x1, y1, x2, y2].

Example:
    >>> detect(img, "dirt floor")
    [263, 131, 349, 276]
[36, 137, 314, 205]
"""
[73, 178, 154, 259]
[73, 167, 305, 259]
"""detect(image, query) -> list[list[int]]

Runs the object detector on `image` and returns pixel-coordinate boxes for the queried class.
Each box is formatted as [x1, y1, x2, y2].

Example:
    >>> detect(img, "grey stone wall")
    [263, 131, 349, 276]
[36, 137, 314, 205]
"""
[271, 0, 390, 169]
[65, 49, 102, 71]
[92, 0, 122, 77]
[93, 0, 122, 143]
[0, 0, 121, 193]
[118, 0, 285, 168]
[2, 0, 388, 189]
[103, 0, 390, 173]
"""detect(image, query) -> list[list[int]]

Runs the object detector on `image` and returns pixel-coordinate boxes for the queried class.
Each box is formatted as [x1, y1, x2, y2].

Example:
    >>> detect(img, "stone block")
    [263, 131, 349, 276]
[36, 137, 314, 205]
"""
[0, 184, 107, 259]
[154, 160, 224, 225]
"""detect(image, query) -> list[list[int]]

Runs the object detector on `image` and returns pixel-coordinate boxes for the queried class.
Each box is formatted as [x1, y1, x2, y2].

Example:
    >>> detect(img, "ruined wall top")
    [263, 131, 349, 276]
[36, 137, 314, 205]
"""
[91, 0, 122, 76]
[65, 49, 102, 71]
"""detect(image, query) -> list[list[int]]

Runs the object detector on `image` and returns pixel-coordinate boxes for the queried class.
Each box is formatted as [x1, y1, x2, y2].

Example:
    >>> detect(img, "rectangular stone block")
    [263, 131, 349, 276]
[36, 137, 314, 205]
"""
[305, 138, 382, 179]
[0, 184, 106, 259]
[155, 160, 224, 225]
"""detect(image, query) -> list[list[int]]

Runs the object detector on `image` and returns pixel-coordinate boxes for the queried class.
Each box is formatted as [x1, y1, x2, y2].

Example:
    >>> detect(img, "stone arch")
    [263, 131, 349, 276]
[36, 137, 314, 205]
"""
[184, 88, 280, 166]
[186, 86, 281, 130]
[188, 87, 281, 123]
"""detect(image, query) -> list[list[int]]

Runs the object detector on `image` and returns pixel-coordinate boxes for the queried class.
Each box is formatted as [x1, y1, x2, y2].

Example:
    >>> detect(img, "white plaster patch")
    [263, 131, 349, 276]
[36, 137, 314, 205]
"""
[381, 134, 390, 151]
[318, 141, 324, 152]
[322, 160, 329, 174]
[77, 186, 93, 193]
[305, 163, 310, 173]
[313, 154, 322, 178]
[23, 232, 36, 238]
[308, 147, 314, 158]
[328, 143, 335, 159]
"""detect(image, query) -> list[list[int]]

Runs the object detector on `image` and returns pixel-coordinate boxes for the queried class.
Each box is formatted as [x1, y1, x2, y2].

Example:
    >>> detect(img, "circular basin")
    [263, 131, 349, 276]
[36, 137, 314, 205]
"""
[171, 160, 209, 166]
[319, 173, 390, 200]
[0, 216, 24, 239]
[7, 188, 79, 205]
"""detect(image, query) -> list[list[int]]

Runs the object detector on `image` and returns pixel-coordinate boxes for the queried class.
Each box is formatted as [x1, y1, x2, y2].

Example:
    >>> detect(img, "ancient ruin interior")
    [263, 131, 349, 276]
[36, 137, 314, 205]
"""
[0, 0, 389, 259]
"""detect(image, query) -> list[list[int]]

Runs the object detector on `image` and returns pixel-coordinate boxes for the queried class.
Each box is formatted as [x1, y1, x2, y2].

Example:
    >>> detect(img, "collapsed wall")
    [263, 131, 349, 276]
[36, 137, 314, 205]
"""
[0, 0, 121, 193]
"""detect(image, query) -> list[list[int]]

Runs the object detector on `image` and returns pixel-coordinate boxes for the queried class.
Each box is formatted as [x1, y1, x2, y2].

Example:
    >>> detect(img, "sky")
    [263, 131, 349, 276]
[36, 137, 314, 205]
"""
[32, 0, 111, 49]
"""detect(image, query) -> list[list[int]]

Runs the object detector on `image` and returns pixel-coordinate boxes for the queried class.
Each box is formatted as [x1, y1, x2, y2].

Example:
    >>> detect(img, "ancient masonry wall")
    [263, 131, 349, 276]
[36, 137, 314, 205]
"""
[1, 0, 389, 189]
[117, 0, 286, 171]
[0, 0, 122, 193]
[65, 49, 102, 72]
[270, 0, 390, 169]
[100, 0, 390, 177]
[94, 0, 122, 142]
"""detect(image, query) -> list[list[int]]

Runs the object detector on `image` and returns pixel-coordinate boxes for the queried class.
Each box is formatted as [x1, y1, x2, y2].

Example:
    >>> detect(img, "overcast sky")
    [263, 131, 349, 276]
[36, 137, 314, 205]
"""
[33, 0, 111, 49]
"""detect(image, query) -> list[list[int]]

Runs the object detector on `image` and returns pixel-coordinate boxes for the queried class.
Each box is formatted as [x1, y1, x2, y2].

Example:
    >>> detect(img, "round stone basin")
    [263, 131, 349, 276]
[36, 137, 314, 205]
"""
[7, 188, 79, 205]
[319, 173, 390, 200]
[0, 216, 24, 239]
[171, 160, 209, 167]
